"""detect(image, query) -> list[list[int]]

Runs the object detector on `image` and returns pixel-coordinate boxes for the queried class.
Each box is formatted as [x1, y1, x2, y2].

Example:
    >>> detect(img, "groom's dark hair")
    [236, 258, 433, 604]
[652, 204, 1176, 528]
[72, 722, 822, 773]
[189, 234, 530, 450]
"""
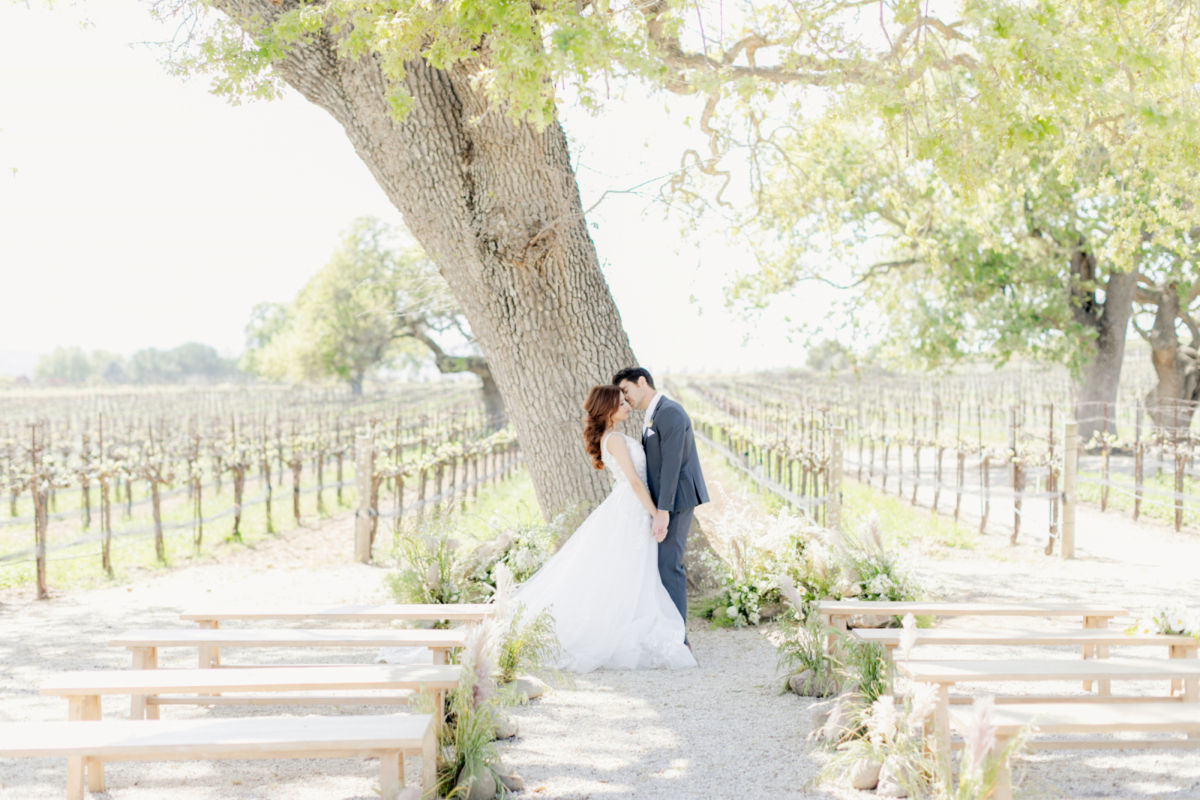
[612, 366, 654, 389]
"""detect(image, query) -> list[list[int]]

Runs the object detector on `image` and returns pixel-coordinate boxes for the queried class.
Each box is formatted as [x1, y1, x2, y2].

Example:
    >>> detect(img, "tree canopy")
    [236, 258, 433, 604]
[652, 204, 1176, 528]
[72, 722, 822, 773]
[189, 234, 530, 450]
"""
[245, 217, 504, 417]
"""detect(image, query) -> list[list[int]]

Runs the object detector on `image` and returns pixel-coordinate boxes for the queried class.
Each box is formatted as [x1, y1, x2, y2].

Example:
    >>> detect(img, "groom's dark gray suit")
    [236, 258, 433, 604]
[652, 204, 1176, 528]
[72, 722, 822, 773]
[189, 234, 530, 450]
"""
[642, 394, 709, 642]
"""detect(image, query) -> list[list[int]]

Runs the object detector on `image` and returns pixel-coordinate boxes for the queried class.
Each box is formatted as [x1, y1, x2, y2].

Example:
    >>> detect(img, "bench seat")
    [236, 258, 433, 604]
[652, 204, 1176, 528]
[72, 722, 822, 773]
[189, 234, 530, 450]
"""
[41, 664, 461, 720]
[110, 628, 467, 673]
[181, 602, 495, 625]
[0, 713, 434, 800]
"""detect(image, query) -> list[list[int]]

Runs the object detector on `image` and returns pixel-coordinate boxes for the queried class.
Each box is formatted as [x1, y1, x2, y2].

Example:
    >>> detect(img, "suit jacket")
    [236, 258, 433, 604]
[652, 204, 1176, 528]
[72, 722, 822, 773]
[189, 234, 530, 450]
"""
[642, 395, 709, 512]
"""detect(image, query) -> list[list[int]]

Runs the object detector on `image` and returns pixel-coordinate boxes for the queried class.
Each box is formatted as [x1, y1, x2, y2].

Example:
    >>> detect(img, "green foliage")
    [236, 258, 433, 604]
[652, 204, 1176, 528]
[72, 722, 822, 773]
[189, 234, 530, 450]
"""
[776, 613, 837, 693]
[720, 0, 1200, 375]
[33, 347, 91, 385]
[459, 507, 577, 593]
[837, 635, 890, 709]
[242, 217, 482, 393]
[387, 518, 466, 613]
[32, 343, 238, 387]
[495, 601, 562, 686]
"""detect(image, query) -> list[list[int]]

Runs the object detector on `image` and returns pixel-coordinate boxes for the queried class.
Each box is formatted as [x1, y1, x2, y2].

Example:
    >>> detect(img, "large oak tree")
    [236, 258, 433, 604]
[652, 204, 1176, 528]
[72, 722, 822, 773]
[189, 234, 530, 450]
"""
[150, 0, 1196, 510]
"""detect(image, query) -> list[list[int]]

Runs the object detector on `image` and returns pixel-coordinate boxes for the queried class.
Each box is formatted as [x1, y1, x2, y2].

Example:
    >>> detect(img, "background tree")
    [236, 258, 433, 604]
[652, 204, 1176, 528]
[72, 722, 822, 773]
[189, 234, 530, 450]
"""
[156, 0, 1196, 512]
[153, 0, 987, 515]
[708, 0, 1200, 444]
[245, 217, 506, 422]
[33, 347, 92, 385]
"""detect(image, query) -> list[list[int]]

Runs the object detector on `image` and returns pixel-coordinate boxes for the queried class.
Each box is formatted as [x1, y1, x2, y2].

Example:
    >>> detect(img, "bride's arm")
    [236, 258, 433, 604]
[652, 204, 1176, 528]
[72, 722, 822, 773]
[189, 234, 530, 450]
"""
[605, 435, 659, 517]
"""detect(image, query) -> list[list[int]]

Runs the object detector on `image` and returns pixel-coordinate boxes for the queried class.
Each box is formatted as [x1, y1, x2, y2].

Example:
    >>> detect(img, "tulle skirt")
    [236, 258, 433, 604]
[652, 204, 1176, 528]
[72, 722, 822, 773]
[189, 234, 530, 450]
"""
[512, 483, 696, 673]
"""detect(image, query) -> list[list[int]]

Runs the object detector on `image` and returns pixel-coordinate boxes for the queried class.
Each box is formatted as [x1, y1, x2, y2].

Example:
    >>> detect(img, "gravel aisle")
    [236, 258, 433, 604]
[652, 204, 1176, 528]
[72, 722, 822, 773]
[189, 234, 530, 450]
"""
[3, 496, 1200, 799]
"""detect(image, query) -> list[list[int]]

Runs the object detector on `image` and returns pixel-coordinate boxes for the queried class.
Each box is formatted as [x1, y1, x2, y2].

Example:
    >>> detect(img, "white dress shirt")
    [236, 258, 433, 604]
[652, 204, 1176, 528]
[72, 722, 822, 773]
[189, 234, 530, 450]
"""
[642, 391, 664, 437]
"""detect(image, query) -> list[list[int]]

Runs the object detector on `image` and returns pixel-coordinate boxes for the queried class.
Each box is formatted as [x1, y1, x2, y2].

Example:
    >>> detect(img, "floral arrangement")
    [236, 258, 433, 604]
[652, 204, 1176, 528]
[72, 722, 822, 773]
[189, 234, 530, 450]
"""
[700, 494, 921, 628]
[1129, 602, 1200, 637]
[387, 518, 465, 612]
[460, 508, 575, 592]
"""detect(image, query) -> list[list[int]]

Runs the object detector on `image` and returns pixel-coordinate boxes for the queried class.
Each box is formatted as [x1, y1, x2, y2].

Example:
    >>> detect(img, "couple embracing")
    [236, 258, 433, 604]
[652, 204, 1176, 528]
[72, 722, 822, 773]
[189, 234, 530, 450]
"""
[513, 367, 708, 673]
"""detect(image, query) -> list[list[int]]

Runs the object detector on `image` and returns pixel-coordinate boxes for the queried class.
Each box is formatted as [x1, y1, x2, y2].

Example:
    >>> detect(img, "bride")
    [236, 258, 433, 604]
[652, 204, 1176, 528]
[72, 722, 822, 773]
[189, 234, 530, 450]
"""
[512, 385, 697, 673]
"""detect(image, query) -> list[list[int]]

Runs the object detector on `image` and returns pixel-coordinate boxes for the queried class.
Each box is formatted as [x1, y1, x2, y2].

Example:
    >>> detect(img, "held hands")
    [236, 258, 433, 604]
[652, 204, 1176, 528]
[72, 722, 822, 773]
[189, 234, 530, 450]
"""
[652, 510, 670, 543]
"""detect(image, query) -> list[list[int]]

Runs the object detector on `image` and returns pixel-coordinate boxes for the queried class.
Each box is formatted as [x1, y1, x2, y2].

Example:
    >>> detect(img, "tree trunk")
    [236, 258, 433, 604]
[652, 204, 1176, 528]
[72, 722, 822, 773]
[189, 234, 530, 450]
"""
[349, 375, 364, 397]
[1143, 285, 1200, 440]
[216, 1, 636, 515]
[1075, 270, 1136, 445]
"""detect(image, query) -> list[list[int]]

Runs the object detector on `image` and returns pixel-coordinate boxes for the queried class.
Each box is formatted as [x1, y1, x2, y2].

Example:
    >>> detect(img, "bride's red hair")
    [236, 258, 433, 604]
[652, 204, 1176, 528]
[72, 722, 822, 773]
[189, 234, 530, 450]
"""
[583, 385, 622, 470]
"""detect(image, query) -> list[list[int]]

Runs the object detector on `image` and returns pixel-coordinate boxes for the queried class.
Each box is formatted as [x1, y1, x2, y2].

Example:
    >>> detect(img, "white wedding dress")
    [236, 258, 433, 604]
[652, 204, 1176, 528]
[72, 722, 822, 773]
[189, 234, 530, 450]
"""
[512, 432, 697, 673]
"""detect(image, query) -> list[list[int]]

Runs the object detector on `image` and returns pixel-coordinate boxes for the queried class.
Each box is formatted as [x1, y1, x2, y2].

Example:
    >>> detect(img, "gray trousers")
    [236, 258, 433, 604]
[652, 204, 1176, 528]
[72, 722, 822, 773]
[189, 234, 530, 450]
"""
[658, 505, 695, 644]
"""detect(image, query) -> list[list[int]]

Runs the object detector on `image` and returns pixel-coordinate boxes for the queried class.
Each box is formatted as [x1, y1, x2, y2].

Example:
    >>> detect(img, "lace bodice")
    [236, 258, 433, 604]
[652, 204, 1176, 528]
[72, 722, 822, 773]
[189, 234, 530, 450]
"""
[601, 431, 648, 487]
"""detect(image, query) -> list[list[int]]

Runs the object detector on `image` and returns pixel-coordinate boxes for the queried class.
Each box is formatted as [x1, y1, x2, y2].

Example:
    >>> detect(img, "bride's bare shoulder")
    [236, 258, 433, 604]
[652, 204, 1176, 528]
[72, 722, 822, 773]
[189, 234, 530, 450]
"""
[604, 431, 629, 456]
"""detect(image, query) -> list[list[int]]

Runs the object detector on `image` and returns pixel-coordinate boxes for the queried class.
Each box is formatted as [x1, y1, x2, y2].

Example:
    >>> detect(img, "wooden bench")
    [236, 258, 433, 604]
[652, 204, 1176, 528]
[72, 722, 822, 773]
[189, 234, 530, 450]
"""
[818, 600, 1129, 635]
[0, 713, 435, 800]
[948, 702, 1200, 800]
[853, 627, 1200, 694]
[181, 603, 496, 628]
[110, 628, 467, 677]
[821, 600, 1129, 690]
[42, 664, 461, 723]
[896, 657, 1200, 763]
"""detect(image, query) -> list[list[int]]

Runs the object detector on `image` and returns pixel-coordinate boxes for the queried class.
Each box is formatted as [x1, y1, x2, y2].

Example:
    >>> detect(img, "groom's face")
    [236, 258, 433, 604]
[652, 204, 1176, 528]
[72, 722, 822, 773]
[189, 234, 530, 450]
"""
[618, 378, 653, 410]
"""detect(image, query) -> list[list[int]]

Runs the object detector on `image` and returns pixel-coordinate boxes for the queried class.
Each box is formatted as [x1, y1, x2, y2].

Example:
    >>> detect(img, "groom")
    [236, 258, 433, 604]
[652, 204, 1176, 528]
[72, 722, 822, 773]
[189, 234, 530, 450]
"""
[614, 367, 708, 644]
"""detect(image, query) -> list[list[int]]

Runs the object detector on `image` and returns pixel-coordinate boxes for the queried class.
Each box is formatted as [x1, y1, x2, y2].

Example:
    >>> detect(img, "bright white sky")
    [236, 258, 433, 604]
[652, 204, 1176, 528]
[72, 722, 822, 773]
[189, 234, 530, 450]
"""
[0, 1, 846, 378]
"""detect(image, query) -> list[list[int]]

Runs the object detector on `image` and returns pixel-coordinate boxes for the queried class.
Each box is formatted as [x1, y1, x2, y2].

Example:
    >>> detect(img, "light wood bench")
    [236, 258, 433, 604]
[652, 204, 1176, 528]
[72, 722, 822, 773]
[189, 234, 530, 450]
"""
[0, 713, 435, 800]
[42, 664, 460, 723]
[853, 627, 1200, 694]
[949, 702, 1200, 800]
[181, 603, 496, 627]
[818, 600, 1129, 634]
[820, 600, 1130, 690]
[896, 657, 1200, 763]
[111, 628, 467, 676]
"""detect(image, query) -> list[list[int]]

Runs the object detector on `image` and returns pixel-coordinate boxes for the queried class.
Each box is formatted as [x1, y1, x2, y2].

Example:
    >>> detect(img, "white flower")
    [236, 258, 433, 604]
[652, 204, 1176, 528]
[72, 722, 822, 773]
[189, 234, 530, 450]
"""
[1136, 617, 1156, 635]
[906, 682, 939, 732]
[961, 697, 998, 775]
[869, 695, 898, 743]
[727, 605, 740, 619]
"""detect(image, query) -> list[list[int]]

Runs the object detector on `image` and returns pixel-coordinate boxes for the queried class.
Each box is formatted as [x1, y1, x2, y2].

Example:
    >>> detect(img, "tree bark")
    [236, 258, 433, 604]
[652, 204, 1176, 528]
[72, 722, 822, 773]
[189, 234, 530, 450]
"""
[216, 1, 635, 515]
[1074, 269, 1136, 446]
[349, 374, 363, 397]
[1142, 283, 1200, 439]
[414, 328, 507, 428]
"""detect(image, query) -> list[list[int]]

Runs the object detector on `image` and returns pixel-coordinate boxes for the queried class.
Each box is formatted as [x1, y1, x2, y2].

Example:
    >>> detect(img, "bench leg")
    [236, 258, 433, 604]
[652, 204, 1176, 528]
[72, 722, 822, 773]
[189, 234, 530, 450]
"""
[380, 750, 402, 800]
[422, 721, 438, 800]
[131, 647, 160, 719]
[199, 639, 222, 697]
[67, 757, 84, 800]
[83, 695, 106, 792]
[993, 736, 1013, 800]
[67, 698, 85, 800]
[933, 683, 952, 774]
[1081, 617, 1096, 692]
[431, 648, 447, 666]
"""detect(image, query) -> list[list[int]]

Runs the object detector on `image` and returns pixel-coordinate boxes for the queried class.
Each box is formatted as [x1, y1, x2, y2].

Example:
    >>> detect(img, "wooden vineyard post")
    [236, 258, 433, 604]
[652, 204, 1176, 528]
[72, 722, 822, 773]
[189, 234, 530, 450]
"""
[1134, 402, 1144, 521]
[1062, 420, 1077, 560]
[979, 455, 991, 535]
[1175, 449, 1185, 532]
[1010, 406, 1022, 546]
[355, 432, 374, 564]
[828, 428, 844, 532]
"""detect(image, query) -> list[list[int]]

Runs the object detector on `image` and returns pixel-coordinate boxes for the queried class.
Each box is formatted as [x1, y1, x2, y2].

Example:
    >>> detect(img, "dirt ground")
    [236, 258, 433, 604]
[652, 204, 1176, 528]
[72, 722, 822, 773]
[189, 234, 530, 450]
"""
[2, 475, 1200, 799]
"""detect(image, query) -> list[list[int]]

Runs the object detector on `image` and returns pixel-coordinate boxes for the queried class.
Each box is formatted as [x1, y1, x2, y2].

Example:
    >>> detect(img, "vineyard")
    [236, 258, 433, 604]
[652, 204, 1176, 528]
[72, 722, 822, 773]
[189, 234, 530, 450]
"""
[1, 383, 523, 598]
[670, 364, 1200, 552]
[8, 363, 1200, 598]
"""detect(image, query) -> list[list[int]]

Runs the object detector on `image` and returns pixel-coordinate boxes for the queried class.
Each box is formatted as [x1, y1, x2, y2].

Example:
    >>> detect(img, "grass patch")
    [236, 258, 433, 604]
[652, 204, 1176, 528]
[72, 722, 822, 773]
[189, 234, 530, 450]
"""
[1077, 469, 1200, 530]
[841, 480, 979, 550]
[694, 438, 785, 516]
